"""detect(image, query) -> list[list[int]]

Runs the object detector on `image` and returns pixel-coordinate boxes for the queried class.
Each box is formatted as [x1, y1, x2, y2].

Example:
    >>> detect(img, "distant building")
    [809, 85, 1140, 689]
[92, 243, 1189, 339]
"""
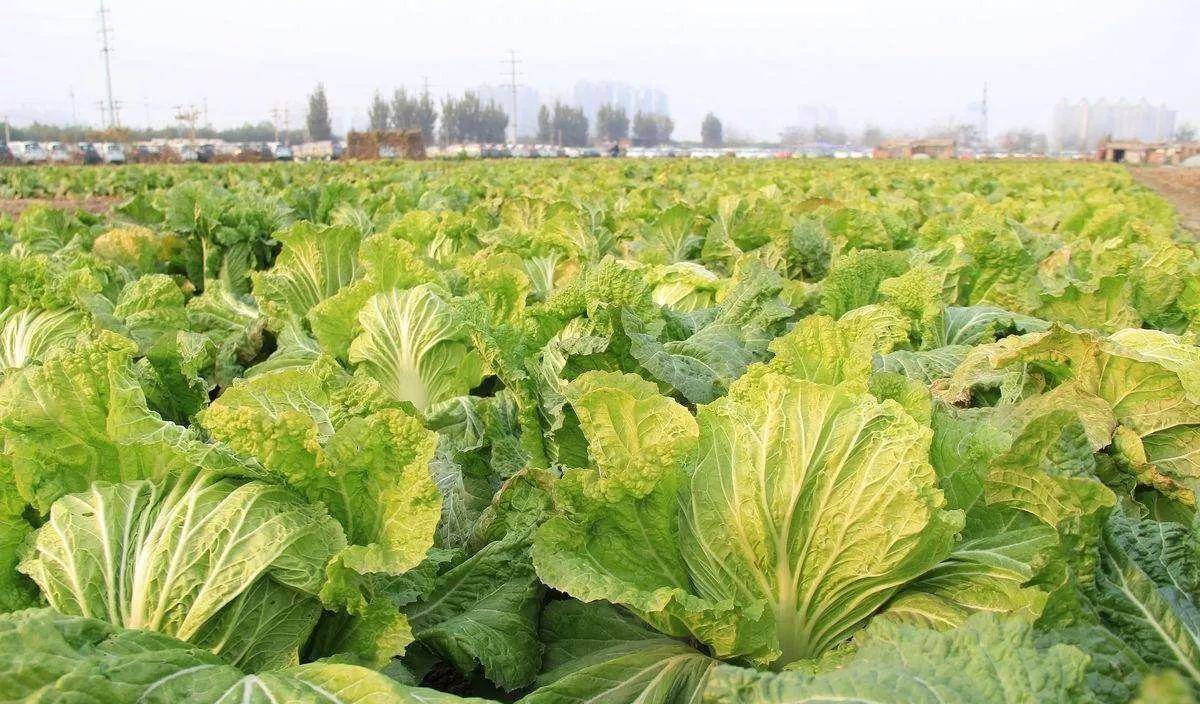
[796, 104, 839, 131]
[873, 139, 956, 160]
[1052, 99, 1176, 152]
[1097, 139, 1200, 165]
[572, 81, 669, 122]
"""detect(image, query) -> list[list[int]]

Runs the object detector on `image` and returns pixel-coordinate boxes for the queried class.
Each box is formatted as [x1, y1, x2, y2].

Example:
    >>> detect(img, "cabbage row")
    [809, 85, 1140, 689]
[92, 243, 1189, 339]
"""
[1, 159, 1199, 704]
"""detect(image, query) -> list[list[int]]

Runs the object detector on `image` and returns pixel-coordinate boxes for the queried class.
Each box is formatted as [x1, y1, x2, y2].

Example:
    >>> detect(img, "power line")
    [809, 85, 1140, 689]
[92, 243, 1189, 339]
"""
[502, 50, 521, 144]
[173, 104, 200, 142]
[97, 0, 119, 127]
[268, 104, 295, 144]
[95, 99, 123, 129]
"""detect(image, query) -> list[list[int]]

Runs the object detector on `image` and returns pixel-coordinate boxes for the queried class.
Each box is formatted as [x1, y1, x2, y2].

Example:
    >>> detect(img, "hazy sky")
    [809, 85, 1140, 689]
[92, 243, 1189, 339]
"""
[3, 0, 1197, 140]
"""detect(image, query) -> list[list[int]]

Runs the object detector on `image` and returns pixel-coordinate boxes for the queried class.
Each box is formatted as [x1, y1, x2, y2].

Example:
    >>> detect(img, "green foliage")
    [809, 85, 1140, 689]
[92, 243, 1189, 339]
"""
[0, 608, 490, 704]
[0, 158, 1197, 704]
[541, 102, 590, 147]
[441, 92, 509, 144]
[701, 112, 723, 148]
[595, 103, 630, 142]
[632, 111, 674, 146]
[391, 88, 439, 142]
[307, 82, 333, 141]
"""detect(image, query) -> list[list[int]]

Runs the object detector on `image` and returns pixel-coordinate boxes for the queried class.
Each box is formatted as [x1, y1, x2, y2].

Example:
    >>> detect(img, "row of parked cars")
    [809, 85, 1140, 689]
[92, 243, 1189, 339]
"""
[0, 140, 305, 166]
[2, 140, 872, 165]
[426, 144, 863, 160]
[428, 144, 608, 159]
[1, 141, 127, 165]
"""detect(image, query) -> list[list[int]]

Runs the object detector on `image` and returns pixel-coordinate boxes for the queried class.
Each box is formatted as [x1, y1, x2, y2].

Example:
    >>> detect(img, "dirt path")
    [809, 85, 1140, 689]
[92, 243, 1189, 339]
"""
[0, 196, 122, 218]
[1130, 167, 1200, 236]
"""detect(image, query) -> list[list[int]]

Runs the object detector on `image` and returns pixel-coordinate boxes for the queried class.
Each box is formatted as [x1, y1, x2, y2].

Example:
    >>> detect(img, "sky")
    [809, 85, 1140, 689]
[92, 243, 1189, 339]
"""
[3, 0, 1197, 141]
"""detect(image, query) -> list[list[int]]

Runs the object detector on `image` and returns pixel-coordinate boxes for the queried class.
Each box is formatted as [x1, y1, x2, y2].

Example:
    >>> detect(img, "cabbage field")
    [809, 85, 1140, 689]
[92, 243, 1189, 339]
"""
[1, 159, 1199, 703]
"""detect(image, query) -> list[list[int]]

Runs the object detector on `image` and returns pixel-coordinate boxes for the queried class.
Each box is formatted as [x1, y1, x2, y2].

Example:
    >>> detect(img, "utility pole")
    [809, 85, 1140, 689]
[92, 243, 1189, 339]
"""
[419, 76, 440, 139]
[283, 105, 291, 145]
[174, 104, 200, 143]
[202, 97, 209, 130]
[2, 115, 9, 145]
[69, 88, 78, 124]
[270, 106, 282, 143]
[418, 76, 440, 141]
[95, 101, 108, 130]
[980, 82, 989, 155]
[98, 0, 119, 127]
[502, 50, 521, 144]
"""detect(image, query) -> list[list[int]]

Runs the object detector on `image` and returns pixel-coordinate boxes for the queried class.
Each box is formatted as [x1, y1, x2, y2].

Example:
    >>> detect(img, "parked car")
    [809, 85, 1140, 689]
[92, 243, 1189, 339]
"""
[271, 143, 293, 161]
[293, 140, 343, 161]
[13, 142, 47, 164]
[46, 142, 72, 163]
[178, 144, 199, 162]
[480, 143, 511, 159]
[197, 144, 216, 163]
[76, 142, 103, 165]
[101, 143, 125, 164]
[510, 144, 536, 158]
[134, 144, 162, 162]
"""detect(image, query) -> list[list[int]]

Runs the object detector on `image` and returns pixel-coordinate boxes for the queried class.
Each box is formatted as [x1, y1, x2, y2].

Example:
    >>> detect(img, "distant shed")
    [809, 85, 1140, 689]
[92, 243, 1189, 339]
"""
[1097, 140, 1158, 164]
[1173, 142, 1200, 164]
[346, 130, 425, 160]
[1092, 139, 1200, 165]
[873, 139, 956, 160]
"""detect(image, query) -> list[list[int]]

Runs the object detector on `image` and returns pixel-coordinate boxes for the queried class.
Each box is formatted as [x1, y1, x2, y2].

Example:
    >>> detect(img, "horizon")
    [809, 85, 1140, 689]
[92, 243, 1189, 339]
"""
[3, 0, 1196, 142]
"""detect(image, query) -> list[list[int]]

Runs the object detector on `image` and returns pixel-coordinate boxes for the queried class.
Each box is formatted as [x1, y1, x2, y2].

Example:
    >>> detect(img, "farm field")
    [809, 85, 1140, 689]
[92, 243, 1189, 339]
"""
[1130, 167, 1200, 236]
[2, 158, 1200, 703]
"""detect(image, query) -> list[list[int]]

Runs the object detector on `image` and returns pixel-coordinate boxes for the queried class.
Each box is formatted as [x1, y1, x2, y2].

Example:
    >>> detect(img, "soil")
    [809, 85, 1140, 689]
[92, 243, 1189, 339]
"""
[0, 196, 122, 218]
[1130, 167, 1200, 236]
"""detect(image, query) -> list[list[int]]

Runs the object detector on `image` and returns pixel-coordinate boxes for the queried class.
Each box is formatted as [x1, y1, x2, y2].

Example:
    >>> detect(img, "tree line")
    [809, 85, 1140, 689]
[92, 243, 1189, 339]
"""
[327, 84, 700, 147]
[309, 88, 1200, 153]
[350, 86, 510, 144]
[3, 84, 722, 148]
[775, 121, 1062, 153]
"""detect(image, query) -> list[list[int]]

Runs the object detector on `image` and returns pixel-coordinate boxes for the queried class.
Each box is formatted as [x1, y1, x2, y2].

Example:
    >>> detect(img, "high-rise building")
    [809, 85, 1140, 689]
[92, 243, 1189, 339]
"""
[796, 104, 839, 130]
[572, 81, 669, 122]
[1051, 99, 1176, 152]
